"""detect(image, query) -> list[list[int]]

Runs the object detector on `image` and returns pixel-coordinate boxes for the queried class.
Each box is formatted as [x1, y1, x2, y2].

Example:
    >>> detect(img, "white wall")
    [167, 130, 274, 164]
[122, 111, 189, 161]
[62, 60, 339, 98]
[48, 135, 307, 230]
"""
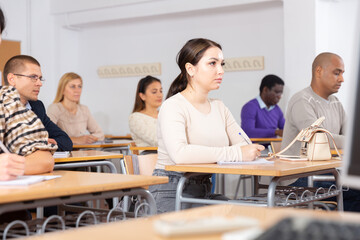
[67, 1, 284, 135]
[283, 0, 316, 104]
[1, 0, 359, 137]
[0, 0, 58, 107]
[315, 0, 360, 109]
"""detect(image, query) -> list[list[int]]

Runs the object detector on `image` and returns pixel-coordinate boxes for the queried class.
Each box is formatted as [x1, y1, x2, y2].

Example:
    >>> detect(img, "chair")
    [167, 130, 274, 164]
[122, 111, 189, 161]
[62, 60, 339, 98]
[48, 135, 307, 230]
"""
[127, 142, 158, 155]
[122, 154, 158, 176]
[120, 154, 158, 215]
[128, 142, 139, 155]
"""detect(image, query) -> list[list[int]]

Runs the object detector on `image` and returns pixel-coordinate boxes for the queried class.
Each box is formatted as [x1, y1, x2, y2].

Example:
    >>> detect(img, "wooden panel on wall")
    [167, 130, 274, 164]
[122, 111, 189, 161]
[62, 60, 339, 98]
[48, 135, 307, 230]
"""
[0, 40, 21, 85]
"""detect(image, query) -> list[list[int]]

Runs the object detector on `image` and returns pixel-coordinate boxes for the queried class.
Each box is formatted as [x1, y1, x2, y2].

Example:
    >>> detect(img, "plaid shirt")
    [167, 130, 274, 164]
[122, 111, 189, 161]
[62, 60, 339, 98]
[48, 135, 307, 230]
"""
[0, 86, 57, 156]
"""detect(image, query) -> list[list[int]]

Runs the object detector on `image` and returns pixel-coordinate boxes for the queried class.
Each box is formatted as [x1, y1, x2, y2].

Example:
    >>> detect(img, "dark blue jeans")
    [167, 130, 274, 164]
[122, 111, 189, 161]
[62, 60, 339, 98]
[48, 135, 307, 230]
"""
[149, 169, 228, 213]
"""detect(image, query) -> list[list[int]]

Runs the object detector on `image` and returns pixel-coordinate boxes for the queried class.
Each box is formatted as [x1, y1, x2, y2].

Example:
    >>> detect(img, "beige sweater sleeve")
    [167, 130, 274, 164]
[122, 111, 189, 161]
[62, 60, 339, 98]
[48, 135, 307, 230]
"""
[157, 96, 249, 165]
[129, 112, 158, 147]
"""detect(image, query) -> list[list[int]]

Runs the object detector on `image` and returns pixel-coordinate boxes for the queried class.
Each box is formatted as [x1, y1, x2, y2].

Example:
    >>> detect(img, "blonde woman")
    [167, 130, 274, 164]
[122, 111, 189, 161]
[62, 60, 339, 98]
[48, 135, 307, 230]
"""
[47, 72, 104, 144]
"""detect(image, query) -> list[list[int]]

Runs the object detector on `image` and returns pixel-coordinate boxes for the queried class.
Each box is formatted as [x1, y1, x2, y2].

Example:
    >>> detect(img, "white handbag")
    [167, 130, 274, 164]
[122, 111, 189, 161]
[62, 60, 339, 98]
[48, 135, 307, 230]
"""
[270, 117, 342, 161]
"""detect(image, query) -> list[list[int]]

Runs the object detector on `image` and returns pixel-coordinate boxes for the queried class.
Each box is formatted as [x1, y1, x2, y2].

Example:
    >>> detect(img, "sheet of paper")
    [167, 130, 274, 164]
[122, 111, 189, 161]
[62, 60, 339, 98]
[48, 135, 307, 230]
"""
[217, 158, 274, 165]
[0, 175, 61, 186]
[279, 157, 308, 161]
[222, 227, 263, 240]
[53, 151, 70, 158]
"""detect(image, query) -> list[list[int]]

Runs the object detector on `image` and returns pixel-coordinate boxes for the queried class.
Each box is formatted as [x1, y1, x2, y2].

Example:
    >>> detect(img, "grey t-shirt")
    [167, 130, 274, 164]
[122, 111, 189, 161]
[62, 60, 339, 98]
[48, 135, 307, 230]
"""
[281, 86, 346, 155]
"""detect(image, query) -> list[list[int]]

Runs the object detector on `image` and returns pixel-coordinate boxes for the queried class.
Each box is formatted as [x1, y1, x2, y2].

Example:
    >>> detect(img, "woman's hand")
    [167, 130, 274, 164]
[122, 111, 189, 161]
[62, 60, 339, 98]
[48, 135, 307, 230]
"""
[241, 144, 265, 161]
[0, 153, 25, 181]
[72, 135, 99, 144]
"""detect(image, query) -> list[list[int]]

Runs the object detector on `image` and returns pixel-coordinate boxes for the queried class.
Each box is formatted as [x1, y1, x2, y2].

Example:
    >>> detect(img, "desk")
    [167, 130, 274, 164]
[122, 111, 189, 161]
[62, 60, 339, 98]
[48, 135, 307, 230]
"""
[166, 160, 343, 210]
[251, 138, 282, 142]
[105, 134, 132, 140]
[331, 149, 343, 155]
[54, 150, 123, 163]
[25, 204, 360, 240]
[72, 139, 131, 149]
[129, 146, 158, 155]
[73, 140, 132, 155]
[54, 149, 123, 175]
[129, 146, 158, 152]
[54, 150, 123, 174]
[0, 171, 168, 216]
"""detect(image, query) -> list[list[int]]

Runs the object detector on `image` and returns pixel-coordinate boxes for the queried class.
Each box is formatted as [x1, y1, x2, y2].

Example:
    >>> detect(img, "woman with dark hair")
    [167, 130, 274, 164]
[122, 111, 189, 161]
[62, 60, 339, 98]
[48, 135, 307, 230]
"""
[129, 75, 163, 147]
[149, 38, 264, 213]
[0, 7, 5, 43]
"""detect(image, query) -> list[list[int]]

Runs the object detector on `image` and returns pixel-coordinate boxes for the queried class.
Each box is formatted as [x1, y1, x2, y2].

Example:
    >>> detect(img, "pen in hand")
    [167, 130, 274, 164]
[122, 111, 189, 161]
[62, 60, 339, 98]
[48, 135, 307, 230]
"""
[238, 132, 252, 145]
[239, 132, 264, 160]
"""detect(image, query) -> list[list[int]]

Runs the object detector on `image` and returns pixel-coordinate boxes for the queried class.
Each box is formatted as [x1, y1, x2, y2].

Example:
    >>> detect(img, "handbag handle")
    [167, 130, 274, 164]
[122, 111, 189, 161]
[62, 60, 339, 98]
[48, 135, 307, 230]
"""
[310, 116, 325, 128]
[268, 116, 342, 160]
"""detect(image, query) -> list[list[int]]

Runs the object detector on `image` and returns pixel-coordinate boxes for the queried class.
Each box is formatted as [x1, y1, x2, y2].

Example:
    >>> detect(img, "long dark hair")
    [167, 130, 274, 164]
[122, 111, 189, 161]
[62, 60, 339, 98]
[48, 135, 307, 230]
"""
[132, 75, 161, 112]
[0, 7, 5, 34]
[166, 38, 222, 99]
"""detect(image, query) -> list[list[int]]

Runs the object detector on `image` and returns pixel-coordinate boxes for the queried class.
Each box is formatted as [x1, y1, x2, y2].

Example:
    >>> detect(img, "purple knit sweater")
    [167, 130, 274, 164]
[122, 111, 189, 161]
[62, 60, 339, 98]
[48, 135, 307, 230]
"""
[241, 98, 285, 138]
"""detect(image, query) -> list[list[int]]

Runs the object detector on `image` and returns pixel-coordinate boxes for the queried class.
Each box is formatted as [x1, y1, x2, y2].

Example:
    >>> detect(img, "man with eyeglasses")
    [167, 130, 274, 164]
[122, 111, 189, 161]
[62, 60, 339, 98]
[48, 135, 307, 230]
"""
[3, 55, 73, 152]
[0, 10, 60, 225]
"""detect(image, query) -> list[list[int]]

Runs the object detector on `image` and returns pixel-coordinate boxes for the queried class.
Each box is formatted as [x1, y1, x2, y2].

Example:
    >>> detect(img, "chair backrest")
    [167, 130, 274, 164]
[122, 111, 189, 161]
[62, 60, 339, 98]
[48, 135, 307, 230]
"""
[128, 142, 158, 155]
[123, 155, 135, 174]
[123, 154, 158, 176]
[129, 142, 139, 155]
[270, 141, 282, 153]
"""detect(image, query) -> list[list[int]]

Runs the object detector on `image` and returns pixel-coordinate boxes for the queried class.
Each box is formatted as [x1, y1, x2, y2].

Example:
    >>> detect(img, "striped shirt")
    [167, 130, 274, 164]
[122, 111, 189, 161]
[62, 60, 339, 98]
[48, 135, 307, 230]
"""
[0, 86, 57, 156]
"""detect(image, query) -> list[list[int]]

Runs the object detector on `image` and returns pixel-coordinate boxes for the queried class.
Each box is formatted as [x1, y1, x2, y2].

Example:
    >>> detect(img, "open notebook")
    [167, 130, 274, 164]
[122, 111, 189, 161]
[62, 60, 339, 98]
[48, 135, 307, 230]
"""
[217, 158, 274, 165]
[53, 151, 70, 158]
[0, 175, 61, 186]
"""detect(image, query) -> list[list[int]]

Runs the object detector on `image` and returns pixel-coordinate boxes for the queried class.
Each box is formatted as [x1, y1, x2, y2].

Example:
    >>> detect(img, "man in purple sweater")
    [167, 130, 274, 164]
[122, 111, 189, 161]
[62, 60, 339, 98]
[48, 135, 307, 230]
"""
[241, 74, 285, 138]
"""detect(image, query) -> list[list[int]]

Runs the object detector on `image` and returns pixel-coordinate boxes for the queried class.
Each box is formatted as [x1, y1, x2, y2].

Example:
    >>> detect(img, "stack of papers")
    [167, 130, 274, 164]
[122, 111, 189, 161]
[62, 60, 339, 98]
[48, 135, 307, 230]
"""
[0, 175, 61, 186]
[53, 151, 70, 158]
[217, 158, 274, 165]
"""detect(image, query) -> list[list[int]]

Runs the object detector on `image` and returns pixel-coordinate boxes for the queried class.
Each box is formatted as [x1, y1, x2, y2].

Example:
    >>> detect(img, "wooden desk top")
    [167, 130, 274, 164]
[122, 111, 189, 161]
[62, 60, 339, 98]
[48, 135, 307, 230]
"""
[54, 150, 123, 163]
[73, 139, 132, 149]
[25, 204, 359, 240]
[105, 134, 132, 140]
[0, 171, 168, 205]
[165, 159, 342, 177]
[331, 149, 343, 155]
[251, 138, 282, 142]
[130, 146, 158, 151]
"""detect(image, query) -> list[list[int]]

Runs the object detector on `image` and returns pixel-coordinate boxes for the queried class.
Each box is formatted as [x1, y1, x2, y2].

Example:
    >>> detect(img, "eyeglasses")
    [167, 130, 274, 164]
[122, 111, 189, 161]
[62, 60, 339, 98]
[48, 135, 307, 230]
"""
[13, 73, 45, 82]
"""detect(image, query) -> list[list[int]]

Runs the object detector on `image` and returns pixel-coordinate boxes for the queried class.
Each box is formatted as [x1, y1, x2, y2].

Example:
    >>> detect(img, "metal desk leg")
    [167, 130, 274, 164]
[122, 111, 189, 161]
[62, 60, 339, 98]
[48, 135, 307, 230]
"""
[36, 207, 44, 219]
[221, 174, 225, 195]
[307, 176, 314, 209]
[36, 207, 44, 234]
[253, 176, 259, 196]
[333, 169, 344, 211]
[267, 176, 280, 207]
[175, 176, 187, 211]
[130, 189, 157, 215]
